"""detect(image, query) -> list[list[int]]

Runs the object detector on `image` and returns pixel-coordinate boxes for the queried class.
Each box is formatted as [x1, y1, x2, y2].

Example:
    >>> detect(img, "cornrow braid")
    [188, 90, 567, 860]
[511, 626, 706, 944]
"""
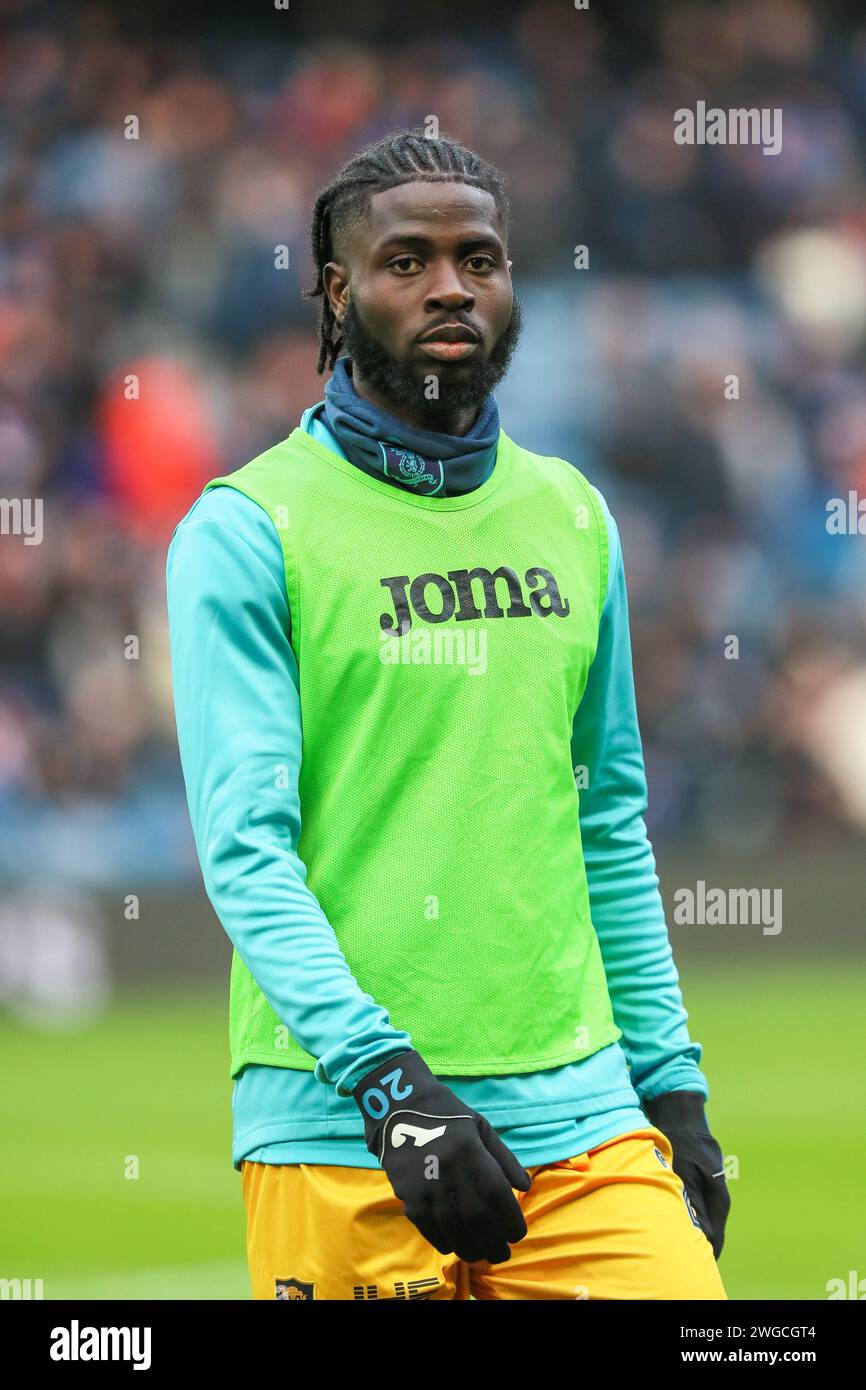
[304, 128, 510, 374]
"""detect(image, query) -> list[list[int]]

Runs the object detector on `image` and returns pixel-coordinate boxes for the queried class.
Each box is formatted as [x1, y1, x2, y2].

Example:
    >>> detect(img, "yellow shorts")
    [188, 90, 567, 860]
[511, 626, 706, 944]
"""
[241, 1125, 727, 1300]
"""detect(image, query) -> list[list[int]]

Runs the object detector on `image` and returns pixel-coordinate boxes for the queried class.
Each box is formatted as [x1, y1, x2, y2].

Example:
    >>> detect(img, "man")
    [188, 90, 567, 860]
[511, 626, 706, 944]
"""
[167, 129, 730, 1301]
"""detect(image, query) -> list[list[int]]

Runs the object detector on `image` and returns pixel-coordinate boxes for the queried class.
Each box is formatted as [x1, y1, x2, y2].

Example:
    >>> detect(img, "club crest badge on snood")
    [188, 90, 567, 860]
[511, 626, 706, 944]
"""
[380, 443, 444, 493]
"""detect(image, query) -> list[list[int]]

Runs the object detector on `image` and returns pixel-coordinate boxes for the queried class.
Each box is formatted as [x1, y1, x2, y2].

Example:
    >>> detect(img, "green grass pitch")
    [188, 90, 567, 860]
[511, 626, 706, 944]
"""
[1, 957, 862, 1299]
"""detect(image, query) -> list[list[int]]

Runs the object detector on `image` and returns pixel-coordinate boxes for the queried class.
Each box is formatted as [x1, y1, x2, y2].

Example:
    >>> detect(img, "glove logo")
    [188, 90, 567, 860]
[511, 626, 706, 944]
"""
[390, 1121, 447, 1149]
[681, 1187, 704, 1231]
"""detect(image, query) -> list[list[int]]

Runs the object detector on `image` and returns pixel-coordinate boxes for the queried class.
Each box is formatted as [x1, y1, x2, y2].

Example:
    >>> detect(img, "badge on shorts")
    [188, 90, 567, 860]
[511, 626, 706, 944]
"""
[275, 1276, 316, 1300]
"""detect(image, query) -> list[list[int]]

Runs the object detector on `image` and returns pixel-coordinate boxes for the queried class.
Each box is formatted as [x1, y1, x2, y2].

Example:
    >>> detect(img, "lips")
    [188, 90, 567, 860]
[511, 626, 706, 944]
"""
[417, 339, 479, 361]
[418, 324, 479, 344]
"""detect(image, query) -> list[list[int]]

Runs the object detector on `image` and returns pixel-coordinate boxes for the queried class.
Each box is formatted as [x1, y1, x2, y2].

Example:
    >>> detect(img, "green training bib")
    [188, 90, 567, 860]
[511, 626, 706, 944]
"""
[203, 426, 621, 1078]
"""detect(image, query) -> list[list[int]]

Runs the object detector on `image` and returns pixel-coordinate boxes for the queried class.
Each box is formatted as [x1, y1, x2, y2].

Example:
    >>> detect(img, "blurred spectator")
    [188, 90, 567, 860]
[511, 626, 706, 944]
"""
[1, 0, 866, 886]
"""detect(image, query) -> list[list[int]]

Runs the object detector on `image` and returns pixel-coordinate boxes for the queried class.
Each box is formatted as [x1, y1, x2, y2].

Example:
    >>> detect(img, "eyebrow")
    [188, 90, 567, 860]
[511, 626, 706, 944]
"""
[373, 231, 504, 256]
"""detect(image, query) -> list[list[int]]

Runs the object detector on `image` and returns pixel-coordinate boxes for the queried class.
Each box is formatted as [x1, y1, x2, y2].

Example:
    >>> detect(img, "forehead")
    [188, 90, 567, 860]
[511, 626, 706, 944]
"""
[359, 180, 504, 250]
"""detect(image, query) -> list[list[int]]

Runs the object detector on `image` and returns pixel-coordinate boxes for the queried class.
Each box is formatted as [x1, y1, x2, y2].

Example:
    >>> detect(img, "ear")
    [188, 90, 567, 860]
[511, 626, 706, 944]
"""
[323, 263, 350, 325]
[507, 259, 513, 271]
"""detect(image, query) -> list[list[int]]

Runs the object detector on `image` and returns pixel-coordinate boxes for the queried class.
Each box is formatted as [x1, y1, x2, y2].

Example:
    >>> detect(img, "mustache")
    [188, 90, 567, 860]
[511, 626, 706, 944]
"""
[339, 295, 524, 416]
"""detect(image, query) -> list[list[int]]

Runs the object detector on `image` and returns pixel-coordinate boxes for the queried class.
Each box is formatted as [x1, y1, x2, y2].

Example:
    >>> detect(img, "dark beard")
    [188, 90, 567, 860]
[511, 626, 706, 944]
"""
[338, 295, 524, 427]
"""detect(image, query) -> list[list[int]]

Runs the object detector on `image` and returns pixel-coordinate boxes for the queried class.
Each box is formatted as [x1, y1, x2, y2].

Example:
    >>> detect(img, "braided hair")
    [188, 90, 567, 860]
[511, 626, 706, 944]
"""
[305, 128, 510, 373]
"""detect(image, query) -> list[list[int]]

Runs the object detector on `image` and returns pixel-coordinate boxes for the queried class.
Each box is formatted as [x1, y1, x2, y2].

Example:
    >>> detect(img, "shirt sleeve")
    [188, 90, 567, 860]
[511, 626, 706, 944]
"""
[165, 484, 413, 1095]
[572, 486, 709, 1102]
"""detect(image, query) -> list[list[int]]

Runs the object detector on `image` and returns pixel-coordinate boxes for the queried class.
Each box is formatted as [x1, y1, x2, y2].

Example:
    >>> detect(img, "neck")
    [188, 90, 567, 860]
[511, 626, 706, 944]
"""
[350, 366, 479, 437]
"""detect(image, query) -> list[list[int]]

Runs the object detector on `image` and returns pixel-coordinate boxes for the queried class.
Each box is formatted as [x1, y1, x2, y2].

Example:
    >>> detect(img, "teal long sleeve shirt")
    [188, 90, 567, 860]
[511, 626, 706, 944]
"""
[166, 406, 709, 1171]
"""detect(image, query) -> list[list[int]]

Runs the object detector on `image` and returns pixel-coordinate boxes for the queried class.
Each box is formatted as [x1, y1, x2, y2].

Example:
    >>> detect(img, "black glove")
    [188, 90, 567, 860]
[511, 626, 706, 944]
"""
[353, 1049, 532, 1264]
[644, 1090, 731, 1259]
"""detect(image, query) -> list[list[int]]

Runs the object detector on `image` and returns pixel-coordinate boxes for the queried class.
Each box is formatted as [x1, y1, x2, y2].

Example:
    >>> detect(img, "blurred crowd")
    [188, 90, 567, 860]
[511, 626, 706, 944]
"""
[1, 0, 866, 887]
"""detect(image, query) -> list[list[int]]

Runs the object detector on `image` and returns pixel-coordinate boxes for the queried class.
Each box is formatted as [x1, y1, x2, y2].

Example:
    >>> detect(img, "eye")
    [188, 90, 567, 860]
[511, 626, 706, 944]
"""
[465, 254, 495, 273]
[388, 255, 422, 274]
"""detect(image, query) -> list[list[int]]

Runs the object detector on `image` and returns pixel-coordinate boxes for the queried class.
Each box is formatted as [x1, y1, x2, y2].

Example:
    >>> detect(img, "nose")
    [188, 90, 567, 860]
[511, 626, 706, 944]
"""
[423, 262, 475, 314]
